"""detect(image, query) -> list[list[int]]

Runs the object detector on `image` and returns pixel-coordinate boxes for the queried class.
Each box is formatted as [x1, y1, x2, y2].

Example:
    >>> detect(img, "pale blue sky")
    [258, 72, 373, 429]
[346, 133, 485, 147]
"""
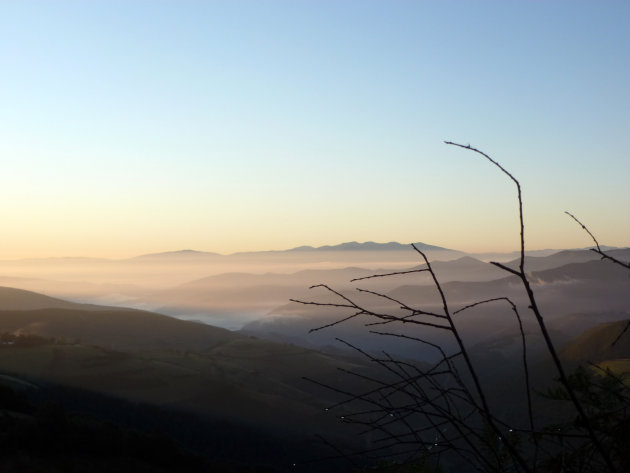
[0, 1, 628, 257]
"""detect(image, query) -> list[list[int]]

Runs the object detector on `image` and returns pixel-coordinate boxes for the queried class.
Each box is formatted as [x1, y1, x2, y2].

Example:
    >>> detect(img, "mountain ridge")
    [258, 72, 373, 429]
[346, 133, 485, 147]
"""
[286, 241, 452, 252]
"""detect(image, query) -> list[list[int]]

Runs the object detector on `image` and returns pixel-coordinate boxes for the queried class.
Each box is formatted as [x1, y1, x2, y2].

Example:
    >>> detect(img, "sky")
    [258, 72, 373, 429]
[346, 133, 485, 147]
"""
[1, 1, 628, 258]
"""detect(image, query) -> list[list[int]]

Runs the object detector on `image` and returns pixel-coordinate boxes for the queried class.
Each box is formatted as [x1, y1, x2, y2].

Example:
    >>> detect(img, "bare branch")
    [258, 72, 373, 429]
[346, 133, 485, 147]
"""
[298, 143, 626, 473]
[611, 320, 630, 348]
[354, 287, 446, 319]
[350, 268, 431, 282]
[565, 211, 630, 270]
[490, 261, 521, 277]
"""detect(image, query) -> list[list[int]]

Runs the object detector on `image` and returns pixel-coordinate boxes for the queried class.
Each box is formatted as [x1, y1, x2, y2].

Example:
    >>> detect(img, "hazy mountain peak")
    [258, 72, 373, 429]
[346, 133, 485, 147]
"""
[453, 256, 485, 263]
[132, 249, 221, 259]
[288, 241, 452, 252]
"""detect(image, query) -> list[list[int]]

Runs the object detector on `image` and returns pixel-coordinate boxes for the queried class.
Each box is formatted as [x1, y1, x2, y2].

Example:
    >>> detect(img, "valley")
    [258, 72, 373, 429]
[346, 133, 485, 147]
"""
[0, 242, 628, 471]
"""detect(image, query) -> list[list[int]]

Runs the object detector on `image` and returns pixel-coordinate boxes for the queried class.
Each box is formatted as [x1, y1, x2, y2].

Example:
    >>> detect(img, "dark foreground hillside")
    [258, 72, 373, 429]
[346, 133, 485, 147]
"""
[0, 336, 369, 472]
[0, 257, 628, 472]
[0, 373, 344, 472]
[0, 289, 378, 472]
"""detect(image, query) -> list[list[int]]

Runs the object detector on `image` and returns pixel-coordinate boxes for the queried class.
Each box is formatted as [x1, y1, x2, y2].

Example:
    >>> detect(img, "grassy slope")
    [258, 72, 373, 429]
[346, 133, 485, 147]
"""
[0, 300, 372, 434]
[0, 342, 330, 428]
[0, 286, 109, 311]
[0, 307, 238, 351]
[560, 318, 630, 364]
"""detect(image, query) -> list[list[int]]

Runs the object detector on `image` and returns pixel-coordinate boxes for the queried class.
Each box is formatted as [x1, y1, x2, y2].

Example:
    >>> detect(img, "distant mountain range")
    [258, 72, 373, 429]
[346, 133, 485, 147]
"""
[135, 241, 454, 258]
[287, 241, 451, 252]
[131, 249, 222, 260]
[2, 241, 626, 263]
[107, 242, 630, 260]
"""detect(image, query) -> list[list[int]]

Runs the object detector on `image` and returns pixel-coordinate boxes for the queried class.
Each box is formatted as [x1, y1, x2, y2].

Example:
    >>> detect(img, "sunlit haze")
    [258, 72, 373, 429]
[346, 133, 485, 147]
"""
[1, 1, 628, 259]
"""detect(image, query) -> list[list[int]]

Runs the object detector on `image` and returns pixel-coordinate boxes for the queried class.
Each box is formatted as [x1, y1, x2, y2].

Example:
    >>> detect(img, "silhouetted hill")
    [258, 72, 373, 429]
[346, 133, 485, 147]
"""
[131, 241, 455, 258]
[561, 318, 630, 364]
[151, 256, 506, 329]
[244, 250, 630, 361]
[410, 256, 505, 282]
[287, 241, 452, 252]
[131, 250, 223, 261]
[170, 267, 374, 289]
[532, 258, 630, 282]
[0, 286, 110, 311]
[0, 357, 350, 472]
[504, 248, 630, 272]
[0, 307, 238, 352]
[0, 288, 376, 436]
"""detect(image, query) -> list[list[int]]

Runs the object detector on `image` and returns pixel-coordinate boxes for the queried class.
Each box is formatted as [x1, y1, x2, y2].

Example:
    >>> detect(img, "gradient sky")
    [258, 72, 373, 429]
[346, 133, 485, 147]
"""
[1, 1, 628, 258]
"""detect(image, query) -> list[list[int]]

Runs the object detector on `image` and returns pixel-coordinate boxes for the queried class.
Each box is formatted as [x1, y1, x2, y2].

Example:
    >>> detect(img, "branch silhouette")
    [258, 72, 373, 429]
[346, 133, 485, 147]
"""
[294, 142, 628, 472]
[564, 211, 630, 271]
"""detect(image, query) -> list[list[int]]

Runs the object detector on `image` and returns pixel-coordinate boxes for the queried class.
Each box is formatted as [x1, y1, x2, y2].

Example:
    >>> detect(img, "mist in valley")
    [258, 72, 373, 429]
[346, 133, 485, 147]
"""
[2, 1, 629, 471]
[1, 242, 628, 472]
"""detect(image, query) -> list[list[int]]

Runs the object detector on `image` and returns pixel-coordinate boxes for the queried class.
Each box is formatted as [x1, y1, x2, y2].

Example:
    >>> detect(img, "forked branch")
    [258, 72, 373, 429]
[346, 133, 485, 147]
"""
[296, 142, 624, 472]
[445, 141, 618, 473]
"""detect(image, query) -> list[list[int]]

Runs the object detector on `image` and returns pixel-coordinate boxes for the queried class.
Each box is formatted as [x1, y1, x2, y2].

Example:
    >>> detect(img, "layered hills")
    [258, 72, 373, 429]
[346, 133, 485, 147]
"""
[0, 286, 380, 436]
[240, 250, 630, 360]
[0, 243, 627, 471]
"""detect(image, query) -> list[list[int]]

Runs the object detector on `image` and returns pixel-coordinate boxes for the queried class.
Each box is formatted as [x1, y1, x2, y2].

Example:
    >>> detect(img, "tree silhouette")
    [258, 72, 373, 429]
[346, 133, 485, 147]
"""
[294, 142, 629, 472]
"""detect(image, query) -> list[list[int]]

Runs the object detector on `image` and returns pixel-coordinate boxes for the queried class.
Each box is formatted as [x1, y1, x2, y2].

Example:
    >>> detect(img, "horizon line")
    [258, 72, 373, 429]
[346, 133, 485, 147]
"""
[0, 241, 623, 262]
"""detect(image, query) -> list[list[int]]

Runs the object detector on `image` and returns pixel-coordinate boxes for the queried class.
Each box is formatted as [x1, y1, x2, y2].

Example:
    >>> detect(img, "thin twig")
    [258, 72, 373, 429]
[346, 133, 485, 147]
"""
[565, 211, 630, 270]
[351, 268, 431, 282]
